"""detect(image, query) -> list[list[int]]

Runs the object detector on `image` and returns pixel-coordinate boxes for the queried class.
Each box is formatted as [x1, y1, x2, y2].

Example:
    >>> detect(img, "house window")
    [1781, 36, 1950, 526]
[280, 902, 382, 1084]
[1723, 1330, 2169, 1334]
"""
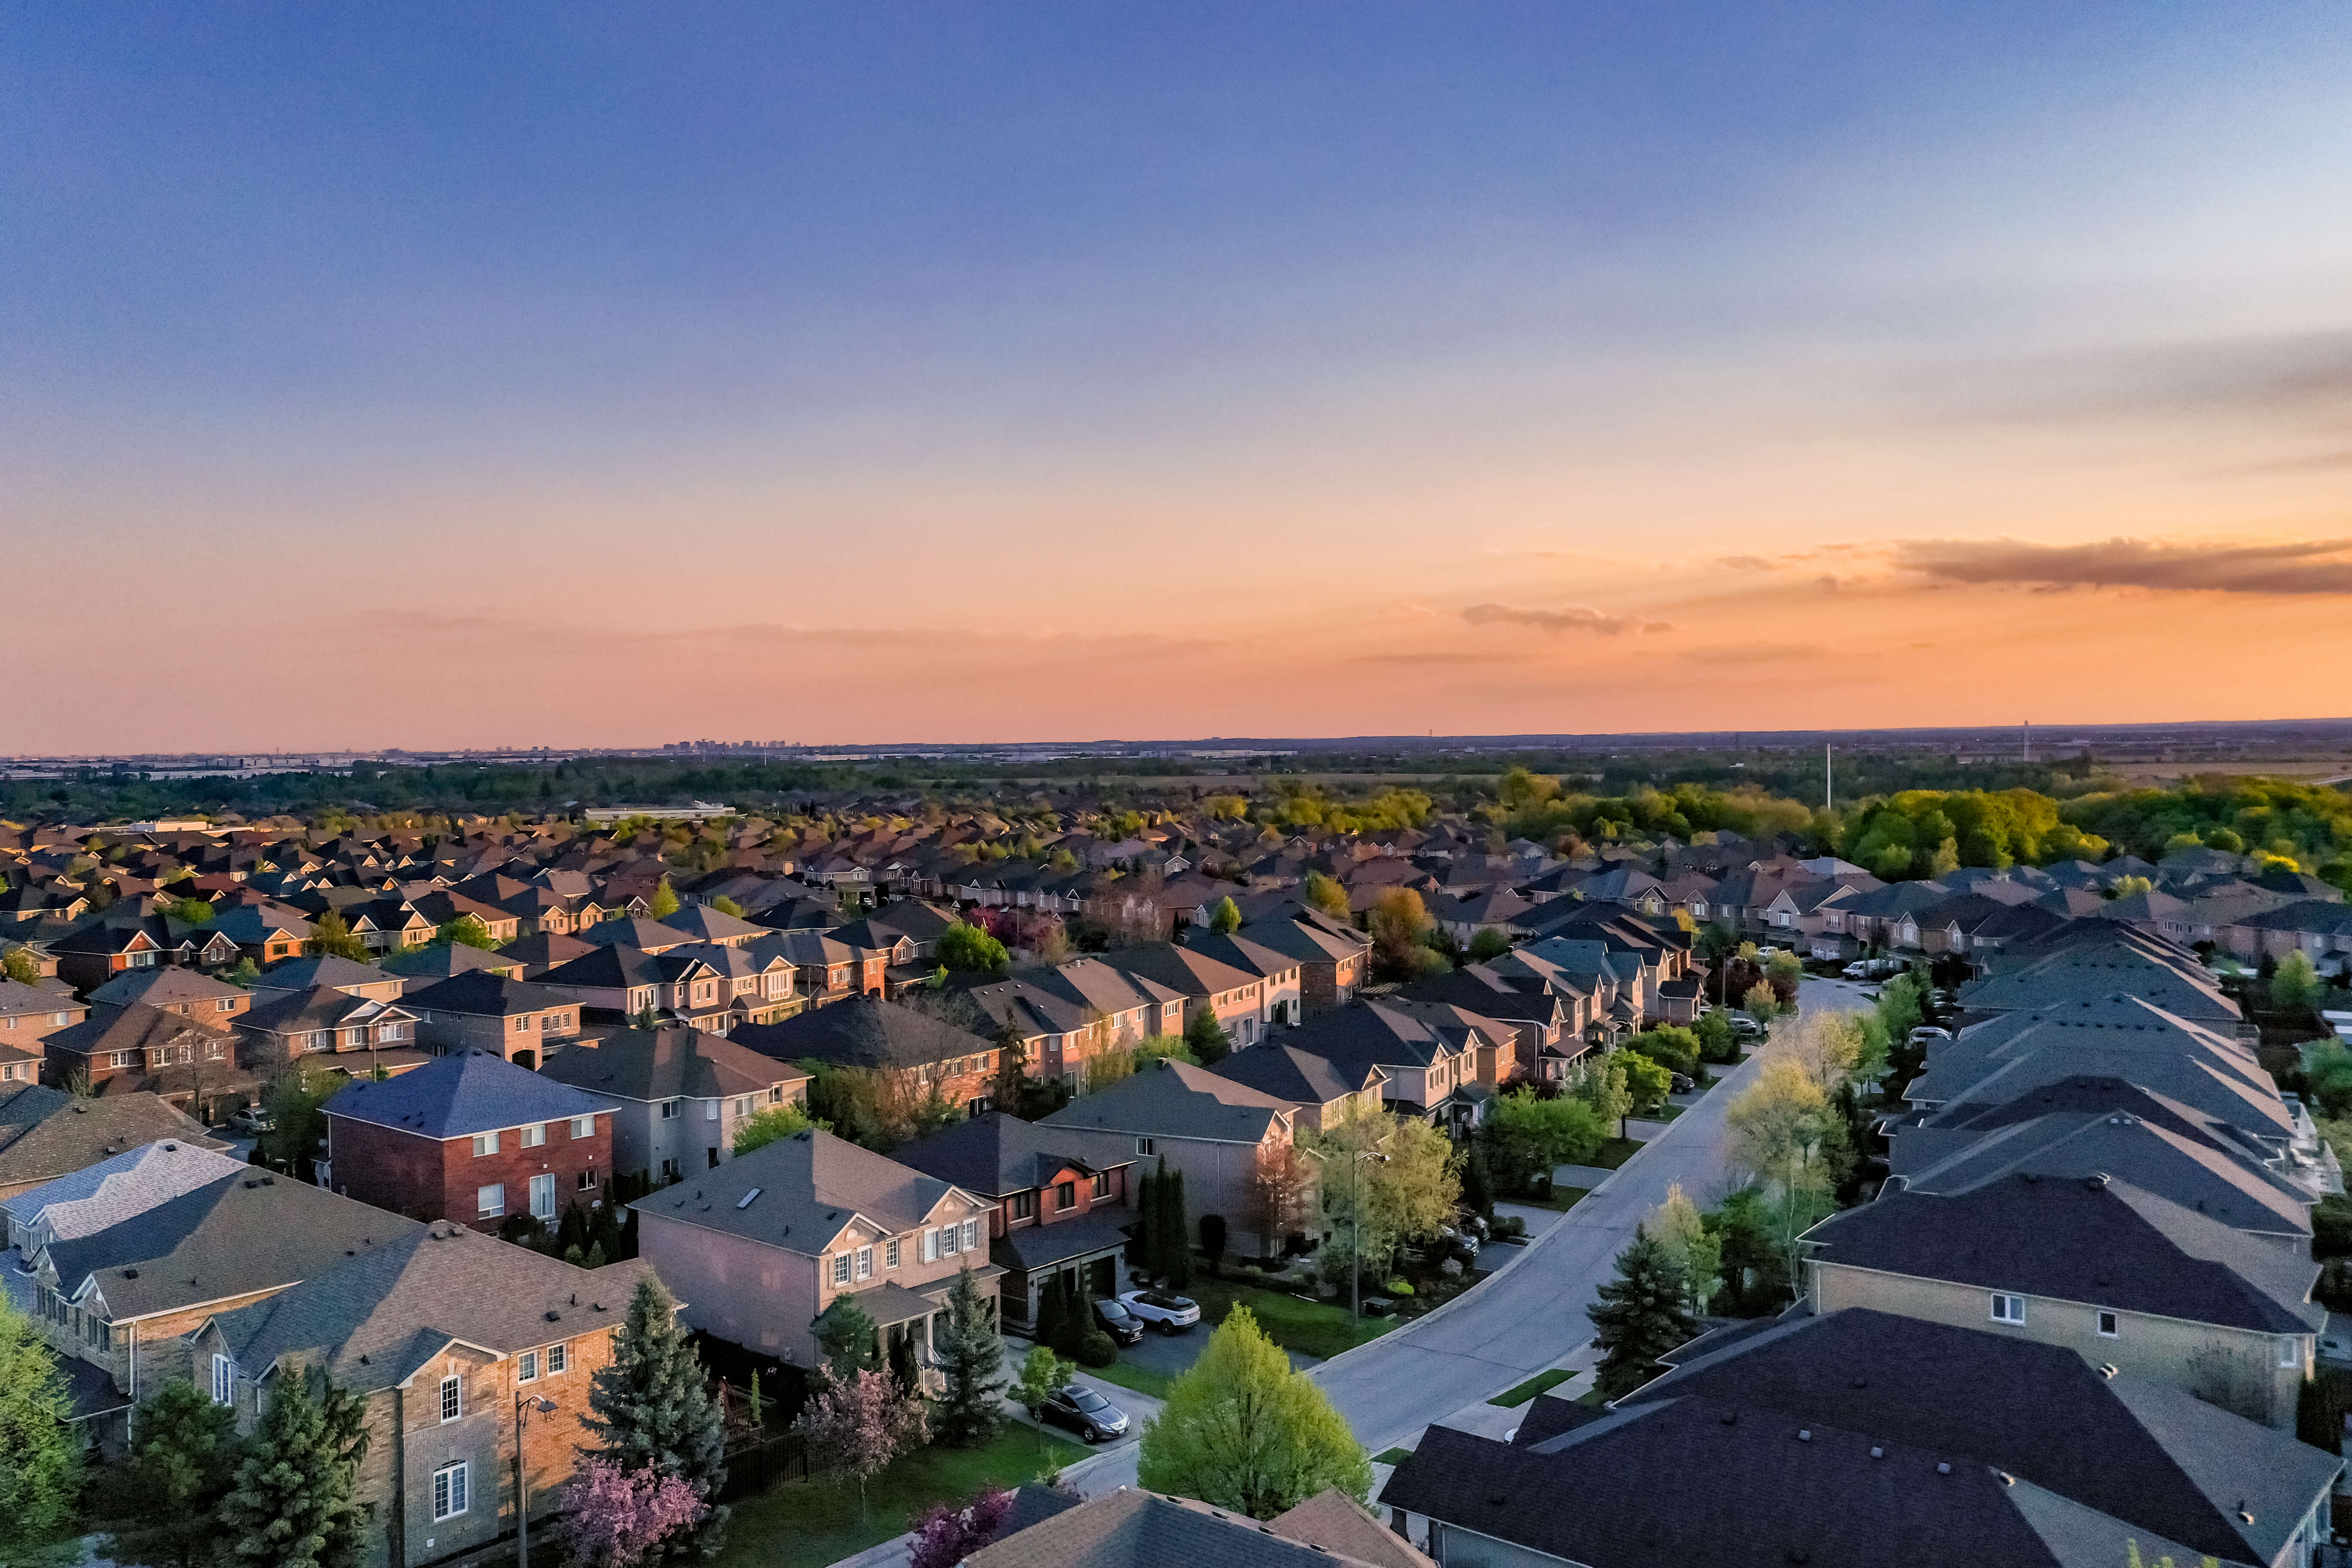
[578, 1168, 600, 1191]
[440, 1375, 463, 1422]
[473, 1132, 498, 1157]
[541, 1014, 559, 1031]
[519, 1350, 539, 1383]
[1136, 1136, 1155, 1157]
[109, 1050, 135, 1069]
[547, 1343, 567, 1375]
[512, 1015, 530, 1033]
[216, 998, 236, 1011]
[735, 1096, 753, 1118]
[832, 1253, 851, 1286]
[208, 1040, 225, 1059]
[478, 1183, 504, 1218]
[432, 1462, 468, 1521]
[1989, 1293, 2025, 1325]
[885, 1237, 901, 1270]
[530, 1173, 556, 1221]
[211, 1354, 234, 1406]
[2283, 1337, 2304, 1368]
[855, 1246, 873, 1280]
[1010, 1191, 1035, 1221]
[2096, 1311, 2119, 1338]
[661, 1100, 680, 1120]
[769, 1086, 786, 1104]
[922, 1228, 940, 1263]
[570, 1115, 595, 1138]
[941, 1223, 961, 1256]
[521, 1123, 547, 1148]
[705, 1101, 719, 1121]
[1056, 1180, 1076, 1211]
[660, 1158, 681, 1181]
[1091, 1172, 1110, 1200]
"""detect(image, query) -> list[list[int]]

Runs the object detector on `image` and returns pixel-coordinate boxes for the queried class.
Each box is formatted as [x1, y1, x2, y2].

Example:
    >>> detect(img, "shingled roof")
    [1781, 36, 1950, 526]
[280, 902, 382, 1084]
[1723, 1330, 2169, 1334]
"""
[323, 1049, 607, 1140]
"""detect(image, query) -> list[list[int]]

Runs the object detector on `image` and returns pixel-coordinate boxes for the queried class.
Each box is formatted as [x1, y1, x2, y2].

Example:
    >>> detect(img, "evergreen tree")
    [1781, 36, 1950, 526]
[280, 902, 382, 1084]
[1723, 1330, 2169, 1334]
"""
[585, 1276, 729, 1558]
[219, 1367, 369, 1568]
[1138, 1305, 1370, 1518]
[1032, 1276, 1069, 1355]
[1587, 1233, 1700, 1399]
[932, 1263, 1006, 1448]
[1183, 1006, 1231, 1066]
[2297, 1375, 2341, 1455]
[0, 1292, 82, 1560]
[888, 1332, 920, 1396]
[116, 1378, 243, 1568]
[1050, 1277, 1088, 1358]
[814, 1295, 882, 1383]
[1159, 1165, 1194, 1288]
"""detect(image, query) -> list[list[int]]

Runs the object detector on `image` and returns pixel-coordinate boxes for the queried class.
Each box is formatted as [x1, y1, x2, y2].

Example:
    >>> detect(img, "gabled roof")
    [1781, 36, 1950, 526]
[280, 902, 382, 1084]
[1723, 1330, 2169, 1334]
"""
[249, 953, 397, 995]
[403, 969, 574, 1017]
[1207, 1044, 1387, 1109]
[46, 1001, 233, 1058]
[1040, 1058, 1292, 1145]
[0, 1084, 224, 1188]
[1, 1136, 245, 1244]
[537, 1026, 809, 1104]
[87, 967, 246, 1011]
[893, 1110, 1130, 1196]
[581, 917, 697, 953]
[629, 1127, 976, 1257]
[659, 904, 769, 944]
[968, 1486, 1403, 1568]
[323, 1049, 607, 1139]
[730, 996, 995, 1073]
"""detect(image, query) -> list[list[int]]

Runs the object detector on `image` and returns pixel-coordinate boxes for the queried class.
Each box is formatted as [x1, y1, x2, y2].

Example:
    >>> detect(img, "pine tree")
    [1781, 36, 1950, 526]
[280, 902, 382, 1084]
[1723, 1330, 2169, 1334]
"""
[888, 1332, 920, 1396]
[1049, 1277, 1088, 1358]
[219, 1367, 370, 1568]
[1160, 1166, 1194, 1288]
[116, 1378, 242, 1568]
[814, 1295, 881, 1383]
[586, 1276, 729, 1558]
[0, 1292, 82, 1560]
[933, 1264, 1006, 1448]
[1032, 1275, 1069, 1355]
[1587, 1233, 1700, 1399]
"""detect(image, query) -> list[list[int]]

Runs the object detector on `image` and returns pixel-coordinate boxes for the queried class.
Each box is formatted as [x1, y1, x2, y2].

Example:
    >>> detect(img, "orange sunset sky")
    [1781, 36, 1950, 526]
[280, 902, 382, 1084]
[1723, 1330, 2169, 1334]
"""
[5, 7, 2350, 752]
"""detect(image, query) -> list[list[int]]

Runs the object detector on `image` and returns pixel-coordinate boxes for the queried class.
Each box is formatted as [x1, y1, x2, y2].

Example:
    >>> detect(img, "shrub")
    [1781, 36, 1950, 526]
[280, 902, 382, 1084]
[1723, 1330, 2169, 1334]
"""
[2318, 1197, 2352, 1260]
[1490, 1215, 1527, 1240]
[1383, 1278, 1414, 1297]
[1075, 1331, 1118, 1369]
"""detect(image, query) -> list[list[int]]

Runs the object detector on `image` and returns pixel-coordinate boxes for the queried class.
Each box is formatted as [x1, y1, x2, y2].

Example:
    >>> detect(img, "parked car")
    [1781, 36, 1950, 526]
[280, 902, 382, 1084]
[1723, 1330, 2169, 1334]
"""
[1668, 1071, 1695, 1093]
[1118, 1289, 1202, 1333]
[1731, 1016, 1764, 1039]
[1908, 1026, 1952, 1044]
[230, 1106, 274, 1135]
[1841, 961, 1872, 980]
[1092, 1296, 1147, 1346]
[1038, 1384, 1130, 1443]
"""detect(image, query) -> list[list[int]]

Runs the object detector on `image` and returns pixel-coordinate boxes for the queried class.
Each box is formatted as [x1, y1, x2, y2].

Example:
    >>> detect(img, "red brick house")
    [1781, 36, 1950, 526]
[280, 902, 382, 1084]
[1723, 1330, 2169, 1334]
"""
[320, 1050, 613, 1230]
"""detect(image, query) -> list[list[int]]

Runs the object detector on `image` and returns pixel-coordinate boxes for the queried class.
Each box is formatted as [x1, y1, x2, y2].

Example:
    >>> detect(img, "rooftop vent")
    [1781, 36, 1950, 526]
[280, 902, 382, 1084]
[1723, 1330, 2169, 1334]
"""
[545, 1309, 560, 1322]
[737, 1188, 762, 1210]
[1936, 1462, 1951, 1475]
[122, 1268, 138, 1279]
[1868, 1446, 1883, 1460]
[1998, 1472, 2015, 1487]
[2084, 1173, 2110, 1190]
[1796, 1429, 1812, 1442]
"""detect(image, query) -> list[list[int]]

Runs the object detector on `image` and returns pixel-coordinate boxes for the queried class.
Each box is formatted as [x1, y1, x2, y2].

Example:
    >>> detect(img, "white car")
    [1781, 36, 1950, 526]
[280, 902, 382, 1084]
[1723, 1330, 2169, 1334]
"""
[1117, 1289, 1202, 1333]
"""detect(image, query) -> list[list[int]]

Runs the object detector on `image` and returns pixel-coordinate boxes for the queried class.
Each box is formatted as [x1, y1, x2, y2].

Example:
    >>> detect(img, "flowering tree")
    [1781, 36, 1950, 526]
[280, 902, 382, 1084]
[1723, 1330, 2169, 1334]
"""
[906, 1486, 1015, 1568]
[556, 1459, 709, 1568]
[792, 1368, 928, 1520]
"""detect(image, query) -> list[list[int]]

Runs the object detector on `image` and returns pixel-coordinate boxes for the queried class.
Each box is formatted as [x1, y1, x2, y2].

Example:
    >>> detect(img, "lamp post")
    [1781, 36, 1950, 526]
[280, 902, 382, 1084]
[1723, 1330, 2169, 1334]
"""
[1303, 1145, 1390, 1326]
[515, 1390, 557, 1568]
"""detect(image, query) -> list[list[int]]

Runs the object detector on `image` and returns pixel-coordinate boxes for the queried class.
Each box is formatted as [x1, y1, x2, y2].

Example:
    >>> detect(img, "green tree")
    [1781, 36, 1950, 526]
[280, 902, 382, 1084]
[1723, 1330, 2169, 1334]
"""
[219, 1367, 369, 1568]
[1482, 1090, 1605, 1193]
[649, 879, 681, 919]
[1569, 1054, 1634, 1129]
[731, 1102, 819, 1156]
[1155, 1160, 1194, 1287]
[258, 1068, 336, 1181]
[1032, 1275, 1069, 1357]
[2274, 949, 2324, 1011]
[932, 1264, 1005, 1447]
[1465, 927, 1512, 964]
[1183, 1005, 1231, 1066]
[1692, 1008, 1739, 1064]
[2, 945, 40, 986]
[168, 896, 217, 926]
[1301, 872, 1351, 922]
[1367, 888, 1446, 983]
[709, 895, 746, 918]
[116, 1378, 243, 1568]
[585, 1276, 729, 1556]
[1138, 1306, 1371, 1517]
[0, 1292, 82, 1560]
[1012, 1345, 1073, 1415]
[306, 910, 368, 962]
[1209, 896, 1243, 934]
[937, 922, 1011, 975]
[1587, 1232, 1700, 1398]
[435, 915, 496, 950]
[814, 1295, 882, 1383]
[1641, 1184, 1722, 1313]
[1618, 1050, 1673, 1117]
[1742, 979, 1779, 1022]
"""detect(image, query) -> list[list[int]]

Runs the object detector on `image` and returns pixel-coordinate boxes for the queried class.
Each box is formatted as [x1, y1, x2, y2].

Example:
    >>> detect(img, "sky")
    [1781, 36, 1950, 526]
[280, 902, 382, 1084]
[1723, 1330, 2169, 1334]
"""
[5, 3, 2351, 753]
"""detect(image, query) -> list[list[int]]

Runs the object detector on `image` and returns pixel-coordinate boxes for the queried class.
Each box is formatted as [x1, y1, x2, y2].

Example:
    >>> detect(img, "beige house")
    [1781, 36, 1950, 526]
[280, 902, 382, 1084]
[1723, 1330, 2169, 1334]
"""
[631, 1127, 999, 1374]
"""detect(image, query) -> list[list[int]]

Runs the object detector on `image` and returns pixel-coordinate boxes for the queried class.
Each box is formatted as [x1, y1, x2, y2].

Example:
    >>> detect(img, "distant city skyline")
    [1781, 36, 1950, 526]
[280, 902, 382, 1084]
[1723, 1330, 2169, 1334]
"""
[6, 5, 2350, 751]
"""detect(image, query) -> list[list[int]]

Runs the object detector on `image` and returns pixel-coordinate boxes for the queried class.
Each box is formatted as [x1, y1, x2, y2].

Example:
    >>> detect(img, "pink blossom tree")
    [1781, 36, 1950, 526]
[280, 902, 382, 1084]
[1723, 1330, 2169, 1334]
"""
[907, 1486, 1015, 1568]
[557, 1458, 710, 1568]
[792, 1367, 929, 1520]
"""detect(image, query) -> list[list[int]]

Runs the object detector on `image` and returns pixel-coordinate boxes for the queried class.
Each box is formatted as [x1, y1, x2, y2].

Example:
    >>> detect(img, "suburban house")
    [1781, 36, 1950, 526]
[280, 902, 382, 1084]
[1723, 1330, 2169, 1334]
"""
[1234, 906, 1372, 1016]
[631, 1126, 1000, 1373]
[535, 944, 732, 1031]
[402, 971, 583, 1066]
[194, 1224, 651, 1568]
[321, 1050, 613, 1230]
[0, 1084, 224, 1204]
[1176, 930, 1307, 1030]
[537, 1025, 813, 1182]
[964, 960, 1189, 1092]
[656, 903, 771, 949]
[0, 979, 89, 1056]
[208, 903, 315, 967]
[967, 1487, 1431, 1568]
[233, 986, 428, 1077]
[0, 1136, 242, 1259]
[46, 921, 169, 992]
[746, 930, 888, 1008]
[1800, 1172, 2323, 1429]
[250, 952, 408, 1003]
[1280, 999, 1498, 1129]
[732, 997, 1001, 1120]
[1039, 1058, 1303, 1256]
[88, 966, 252, 1022]
[1207, 1044, 1390, 1131]
[663, 940, 800, 1026]
[1102, 943, 1271, 1049]
[892, 1111, 1134, 1331]
[43, 1002, 246, 1111]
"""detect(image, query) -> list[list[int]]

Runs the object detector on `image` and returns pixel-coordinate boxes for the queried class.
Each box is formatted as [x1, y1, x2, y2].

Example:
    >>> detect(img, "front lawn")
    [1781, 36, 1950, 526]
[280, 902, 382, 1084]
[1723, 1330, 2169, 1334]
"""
[1593, 1137, 1643, 1169]
[1187, 1276, 1396, 1359]
[714, 1425, 1083, 1568]
[1515, 1185, 1590, 1213]
[1091, 1360, 1176, 1402]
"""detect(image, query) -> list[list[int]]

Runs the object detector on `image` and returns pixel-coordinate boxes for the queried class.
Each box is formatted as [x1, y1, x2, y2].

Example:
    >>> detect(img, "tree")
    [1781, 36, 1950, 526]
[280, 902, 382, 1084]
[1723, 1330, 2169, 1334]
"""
[1246, 1140, 1319, 1260]
[435, 915, 496, 950]
[1568, 1054, 1633, 1130]
[1032, 1274, 1069, 1358]
[1368, 889, 1446, 983]
[116, 1378, 242, 1568]
[1482, 1090, 1606, 1193]
[1587, 1232, 1699, 1398]
[1138, 1305, 1372, 1518]
[814, 1295, 882, 1383]
[2297, 1375, 2340, 1455]
[1151, 1159, 1194, 1287]
[1210, 896, 1243, 934]
[709, 895, 746, 918]
[2, 945, 40, 986]
[169, 896, 218, 926]
[1641, 1184, 1722, 1313]
[257, 1067, 335, 1181]
[1012, 1345, 1074, 1415]
[306, 910, 368, 962]
[731, 1102, 818, 1156]
[649, 879, 681, 919]
[937, 922, 1011, 976]
[1726, 1057, 1840, 1284]
[585, 1276, 729, 1556]
[0, 1292, 82, 1561]
[1183, 1004, 1231, 1066]
[1692, 1008, 1739, 1064]
[1742, 979, 1779, 1022]
[932, 1264, 1005, 1447]
[793, 1368, 927, 1521]
[557, 1459, 711, 1568]
[1618, 1050, 1672, 1118]
[219, 1367, 369, 1568]
[1302, 872, 1351, 922]
[2275, 949, 2324, 1011]
[1314, 1110, 1459, 1275]
[1465, 927, 1512, 964]
[908, 1488, 1016, 1568]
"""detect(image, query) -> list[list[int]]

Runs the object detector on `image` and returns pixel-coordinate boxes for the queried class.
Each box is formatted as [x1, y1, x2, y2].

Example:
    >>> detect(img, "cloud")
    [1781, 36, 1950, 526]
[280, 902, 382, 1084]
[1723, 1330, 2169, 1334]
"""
[1715, 555, 1775, 571]
[1678, 643, 1828, 666]
[1893, 536, 2352, 595]
[1461, 603, 1675, 636]
[1355, 651, 1515, 667]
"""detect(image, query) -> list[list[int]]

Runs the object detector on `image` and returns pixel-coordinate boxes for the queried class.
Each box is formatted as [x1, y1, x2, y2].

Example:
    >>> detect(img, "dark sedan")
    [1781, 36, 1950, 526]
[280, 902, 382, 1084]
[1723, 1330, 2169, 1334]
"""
[1093, 1296, 1146, 1346]
[1038, 1384, 1130, 1443]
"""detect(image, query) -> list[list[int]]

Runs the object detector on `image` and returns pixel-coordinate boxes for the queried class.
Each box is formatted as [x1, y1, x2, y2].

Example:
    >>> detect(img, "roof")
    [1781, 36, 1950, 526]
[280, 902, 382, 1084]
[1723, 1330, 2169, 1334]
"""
[87, 967, 248, 1010]
[1, 1137, 246, 1243]
[537, 1026, 810, 1104]
[403, 969, 573, 1017]
[893, 1111, 1128, 1196]
[249, 953, 398, 995]
[580, 917, 697, 953]
[0, 1084, 225, 1189]
[1040, 1059, 1293, 1145]
[1268, 1490, 1433, 1568]
[660, 904, 769, 944]
[967, 1488, 1398, 1568]
[1805, 1173, 2322, 1334]
[730, 996, 995, 1073]
[993, 1205, 1136, 1274]
[43, 1001, 234, 1060]
[629, 1127, 978, 1258]
[324, 1049, 609, 1139]
[1207, 1044, 1385, 1109]
[211, 1220, 652, 1392]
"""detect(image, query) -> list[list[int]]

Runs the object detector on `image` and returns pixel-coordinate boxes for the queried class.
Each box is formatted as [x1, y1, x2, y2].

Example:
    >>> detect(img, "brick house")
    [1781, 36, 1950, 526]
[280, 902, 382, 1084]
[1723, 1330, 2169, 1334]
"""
[892, 1111, 1134, 1331]
[47, 922, 167, 992]
[43, 1002, 249, 1111]
[402, 972, 582, 1067]
[89, 966, 252, 1023]
[534, 945, 733, 1032]
[1235, 906, 1371, 1016]
[234, 986, 429, 1078]
[194, 1225, 649, 1568]
[536, 1025, 812, 1184]
[321, 1050, 612, 1230]
[732, 996, 1001, 1120]
[0, 978, 91, 1055]
[746, 930, 887, 1008]
[0, 1084, 226, 1206]
[1102, 943, 1271, 1050]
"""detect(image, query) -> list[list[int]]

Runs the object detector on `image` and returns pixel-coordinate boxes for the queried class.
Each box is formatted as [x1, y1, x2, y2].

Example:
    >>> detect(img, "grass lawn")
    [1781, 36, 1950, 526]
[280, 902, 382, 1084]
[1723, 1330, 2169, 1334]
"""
[1372, 1447, 1415, 1466]
[1092, 1360, 1176, 1402]
[1488, 1368, 1577, 1407]
[1594, 1137, 1642, 1169]
[1187, 1277, 1396, 1359]
[1517, 1185, 1590, 1213]
[1574, 1387, 1608, 1407]
[1646, 1102, 1687, 1123]
[714, 1425, 1083, 1568]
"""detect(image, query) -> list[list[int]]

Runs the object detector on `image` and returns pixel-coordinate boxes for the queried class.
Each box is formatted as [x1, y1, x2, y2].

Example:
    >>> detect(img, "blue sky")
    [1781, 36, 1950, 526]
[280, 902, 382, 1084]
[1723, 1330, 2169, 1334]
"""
[5, 5, 2350, 748]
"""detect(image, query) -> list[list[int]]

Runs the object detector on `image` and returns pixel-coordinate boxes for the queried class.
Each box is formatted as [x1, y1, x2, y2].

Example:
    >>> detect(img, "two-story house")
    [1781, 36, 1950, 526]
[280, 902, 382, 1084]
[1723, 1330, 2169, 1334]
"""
[233, 986, 428, 1077]
[537, 1025, 812, 1183]
[0, 1084, 224, 1205]
[1234, 906, 1372, 1017]
[733, 997, 1001, 1120]
[536, 945, 731, 1032]
[402, 971, 582, 1067]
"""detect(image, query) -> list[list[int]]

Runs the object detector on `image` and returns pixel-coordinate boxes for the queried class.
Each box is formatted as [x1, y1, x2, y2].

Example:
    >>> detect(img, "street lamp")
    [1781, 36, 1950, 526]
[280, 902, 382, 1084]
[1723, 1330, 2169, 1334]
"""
[515, 1391, 557, 1568]
[1302, 1145, 1390, 1326]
